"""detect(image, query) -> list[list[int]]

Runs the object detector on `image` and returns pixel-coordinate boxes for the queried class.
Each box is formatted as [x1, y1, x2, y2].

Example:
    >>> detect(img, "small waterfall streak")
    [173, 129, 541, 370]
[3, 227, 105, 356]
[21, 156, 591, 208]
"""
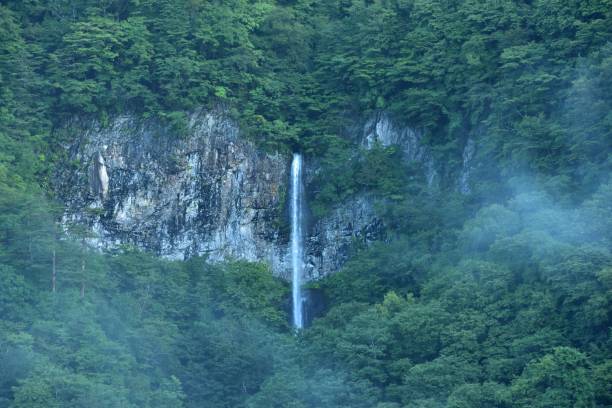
[290, 153, 304, 329]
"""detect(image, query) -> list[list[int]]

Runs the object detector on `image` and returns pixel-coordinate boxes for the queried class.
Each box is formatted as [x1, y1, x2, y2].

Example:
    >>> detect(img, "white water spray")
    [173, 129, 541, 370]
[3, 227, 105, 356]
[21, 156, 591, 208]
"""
[290, 153, 304, 329]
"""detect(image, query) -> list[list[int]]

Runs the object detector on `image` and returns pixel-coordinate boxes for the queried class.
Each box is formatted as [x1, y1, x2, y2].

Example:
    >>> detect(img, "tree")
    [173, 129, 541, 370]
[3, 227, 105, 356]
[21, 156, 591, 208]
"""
[508, 347, 595, 408]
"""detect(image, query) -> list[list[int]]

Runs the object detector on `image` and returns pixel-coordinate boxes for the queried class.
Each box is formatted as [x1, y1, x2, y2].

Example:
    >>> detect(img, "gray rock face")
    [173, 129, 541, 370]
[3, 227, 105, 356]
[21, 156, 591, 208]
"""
[361, 112, 476, 192]
[56, 109, 383, 280]
[459, 137, 476, 194]
[362, 112, 438, 186]
[304, 195, 383, 280]
[57, 109, 291, 275]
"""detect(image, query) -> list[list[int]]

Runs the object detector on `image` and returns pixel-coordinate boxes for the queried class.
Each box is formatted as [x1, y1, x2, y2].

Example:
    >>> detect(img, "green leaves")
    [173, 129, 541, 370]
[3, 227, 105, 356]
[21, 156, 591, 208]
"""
[0, 265, 34, 325]
[308, 174, 611, 406]
[509, 347, 595, 408]
[208, 261, 289, 328]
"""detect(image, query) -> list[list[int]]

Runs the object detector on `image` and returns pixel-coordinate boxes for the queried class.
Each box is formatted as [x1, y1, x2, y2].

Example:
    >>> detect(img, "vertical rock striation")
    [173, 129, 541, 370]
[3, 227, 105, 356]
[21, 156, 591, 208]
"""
[304, 195, 383, 280]
[459, 137, 476, 194]
[89, 151, 109, 200]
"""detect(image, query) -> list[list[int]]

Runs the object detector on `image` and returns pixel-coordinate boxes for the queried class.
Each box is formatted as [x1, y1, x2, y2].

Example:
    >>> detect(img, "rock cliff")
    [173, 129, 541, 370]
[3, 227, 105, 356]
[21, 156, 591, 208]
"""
[361, 112, 439, 186]
[56, 110, 383, 279]
[57, 110, 291, 274]
[55, 109, 472, 279]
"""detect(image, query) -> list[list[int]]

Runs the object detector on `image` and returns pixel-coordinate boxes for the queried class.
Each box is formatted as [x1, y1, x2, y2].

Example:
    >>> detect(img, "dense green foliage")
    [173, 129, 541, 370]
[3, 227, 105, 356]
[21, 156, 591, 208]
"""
[1, 0, 611, 407]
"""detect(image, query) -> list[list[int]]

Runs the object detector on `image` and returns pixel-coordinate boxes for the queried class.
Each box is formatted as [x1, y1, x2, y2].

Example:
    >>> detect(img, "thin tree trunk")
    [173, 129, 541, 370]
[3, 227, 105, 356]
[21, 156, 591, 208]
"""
[80, 257, 85, 298]
[52, 248, 56, 293]
[80, 237, 86, 298]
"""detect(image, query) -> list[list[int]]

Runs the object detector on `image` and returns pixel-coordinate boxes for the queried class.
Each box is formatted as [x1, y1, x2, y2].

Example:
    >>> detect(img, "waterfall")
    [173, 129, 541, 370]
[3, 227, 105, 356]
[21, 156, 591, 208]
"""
[290, 153, 304, 329]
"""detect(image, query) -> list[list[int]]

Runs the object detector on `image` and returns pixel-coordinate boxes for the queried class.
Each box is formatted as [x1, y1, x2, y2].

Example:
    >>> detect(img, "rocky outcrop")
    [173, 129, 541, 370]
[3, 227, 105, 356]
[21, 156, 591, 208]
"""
[55, 109, 473, 280]
[362, 112, 439, 186]
[56, 109, 383, 280]
[360, 112, 477, 192]
[304, 195, 383, 279]
[57, 109, 291, 274]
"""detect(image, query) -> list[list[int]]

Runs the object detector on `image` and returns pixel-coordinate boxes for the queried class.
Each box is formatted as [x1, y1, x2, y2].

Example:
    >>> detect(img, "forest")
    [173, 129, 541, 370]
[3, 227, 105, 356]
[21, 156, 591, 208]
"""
[0, 0, 611, 407]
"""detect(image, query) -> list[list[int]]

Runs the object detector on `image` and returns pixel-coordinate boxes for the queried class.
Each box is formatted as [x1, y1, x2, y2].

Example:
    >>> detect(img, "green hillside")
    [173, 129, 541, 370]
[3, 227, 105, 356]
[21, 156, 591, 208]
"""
[0, 1, 610, 407]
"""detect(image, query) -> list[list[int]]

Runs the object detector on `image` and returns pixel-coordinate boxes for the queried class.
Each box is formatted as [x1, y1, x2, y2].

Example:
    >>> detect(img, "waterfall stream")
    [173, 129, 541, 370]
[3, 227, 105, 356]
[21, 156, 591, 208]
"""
[290, 153, 304, 329]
